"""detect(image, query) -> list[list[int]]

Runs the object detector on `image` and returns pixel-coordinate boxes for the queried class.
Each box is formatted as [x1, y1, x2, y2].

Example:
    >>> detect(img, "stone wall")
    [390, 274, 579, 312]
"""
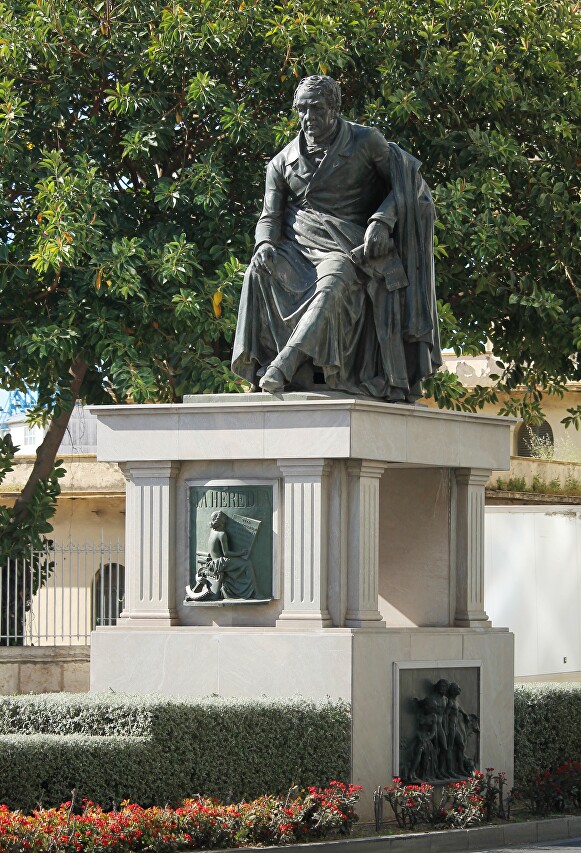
[0, 454, 126, 550]
[0, 647, 89, 695]
[488, 457, 581, 504]
[491, 457, 581, 489]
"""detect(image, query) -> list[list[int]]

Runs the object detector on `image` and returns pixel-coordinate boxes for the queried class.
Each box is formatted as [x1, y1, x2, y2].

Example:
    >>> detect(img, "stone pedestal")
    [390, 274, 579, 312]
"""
[90, 393, 515, 819]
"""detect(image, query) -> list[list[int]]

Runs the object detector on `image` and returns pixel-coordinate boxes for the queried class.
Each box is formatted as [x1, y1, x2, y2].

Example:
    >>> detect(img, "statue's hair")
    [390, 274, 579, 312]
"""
[210, 510, 227, 523]
[293, 75, 341, 113]
[448, 682, 461, 696]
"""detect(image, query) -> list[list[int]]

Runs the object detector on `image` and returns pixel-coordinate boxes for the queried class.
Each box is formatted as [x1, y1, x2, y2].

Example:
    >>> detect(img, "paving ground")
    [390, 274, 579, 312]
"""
[469, 838, 581, 852]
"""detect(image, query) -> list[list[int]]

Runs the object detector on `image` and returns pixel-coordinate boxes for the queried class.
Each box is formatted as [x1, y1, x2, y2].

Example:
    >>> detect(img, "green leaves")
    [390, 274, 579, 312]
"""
[186, 72, 226, 109]
[0, 0, 577, 428]
[29, 150, 111, 273]
[105, 82, 148, 115]
[120, 129, 159, 160]
[0, 435, 64, 566]
[154, 234, 201, 285]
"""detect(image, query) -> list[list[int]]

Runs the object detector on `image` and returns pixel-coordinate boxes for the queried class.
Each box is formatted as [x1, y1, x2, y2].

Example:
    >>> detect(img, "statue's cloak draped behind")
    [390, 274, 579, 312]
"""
[231, 120, 442, 400]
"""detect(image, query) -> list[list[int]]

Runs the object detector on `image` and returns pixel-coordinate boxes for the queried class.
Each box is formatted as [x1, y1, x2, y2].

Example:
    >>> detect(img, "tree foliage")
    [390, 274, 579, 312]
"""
[0, 435, 63, 561]
[0, 0, 578, 475]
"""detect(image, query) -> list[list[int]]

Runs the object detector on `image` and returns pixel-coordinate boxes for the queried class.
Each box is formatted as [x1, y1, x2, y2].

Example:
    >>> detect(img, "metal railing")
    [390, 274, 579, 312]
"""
[0, 541, 125, 646]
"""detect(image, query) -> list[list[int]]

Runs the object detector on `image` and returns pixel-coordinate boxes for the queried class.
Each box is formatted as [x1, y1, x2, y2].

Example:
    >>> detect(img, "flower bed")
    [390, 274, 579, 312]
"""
[519, 760, 581, 816]
[0, 783, 360, 852]
[381, 770, 510, 832]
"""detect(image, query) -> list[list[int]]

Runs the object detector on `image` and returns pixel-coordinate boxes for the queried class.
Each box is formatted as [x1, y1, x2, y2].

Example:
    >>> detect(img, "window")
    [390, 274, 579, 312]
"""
[92, 563, 125, 627]
[23, 426, 37, 446]
[516, 421, 554, 458]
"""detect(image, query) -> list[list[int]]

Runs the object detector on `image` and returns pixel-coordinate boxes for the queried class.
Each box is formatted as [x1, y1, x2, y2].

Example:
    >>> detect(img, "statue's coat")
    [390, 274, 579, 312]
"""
[232, 118, 442, 400]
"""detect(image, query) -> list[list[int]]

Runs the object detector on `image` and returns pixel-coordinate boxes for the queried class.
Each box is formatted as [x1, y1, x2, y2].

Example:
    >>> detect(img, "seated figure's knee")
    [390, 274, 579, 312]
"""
[315, 252, 357, 294]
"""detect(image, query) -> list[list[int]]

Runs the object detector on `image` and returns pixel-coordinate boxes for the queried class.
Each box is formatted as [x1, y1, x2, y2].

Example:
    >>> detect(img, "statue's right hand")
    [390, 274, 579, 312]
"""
[252, 242, 277, 275]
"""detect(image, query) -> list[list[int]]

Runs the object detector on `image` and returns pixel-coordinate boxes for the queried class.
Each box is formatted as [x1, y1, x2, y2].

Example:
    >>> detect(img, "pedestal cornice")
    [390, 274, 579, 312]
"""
[90, 394, 514, 471]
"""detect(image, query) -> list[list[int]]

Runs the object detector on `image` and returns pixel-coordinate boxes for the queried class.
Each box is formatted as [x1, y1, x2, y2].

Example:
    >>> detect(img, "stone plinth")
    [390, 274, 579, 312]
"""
[91, 625, 514, 819]
[90, 393, 515, 818]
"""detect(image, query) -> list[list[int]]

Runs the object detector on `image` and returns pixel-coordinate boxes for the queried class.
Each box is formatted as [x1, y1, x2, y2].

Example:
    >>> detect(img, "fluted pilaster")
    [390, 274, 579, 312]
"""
[345, 460, 386, 628]
[454, 467, 491, 626]
[119, 461, 180, 626]
[276, 459, 332, 627]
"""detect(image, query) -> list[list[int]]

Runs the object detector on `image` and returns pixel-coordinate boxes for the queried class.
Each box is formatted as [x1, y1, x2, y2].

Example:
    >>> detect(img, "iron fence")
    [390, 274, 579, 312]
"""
[0, 541, 125, 646]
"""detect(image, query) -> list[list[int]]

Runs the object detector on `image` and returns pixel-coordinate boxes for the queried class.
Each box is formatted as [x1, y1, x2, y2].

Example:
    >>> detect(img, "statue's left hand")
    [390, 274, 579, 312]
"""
[363, 221, 393, 260]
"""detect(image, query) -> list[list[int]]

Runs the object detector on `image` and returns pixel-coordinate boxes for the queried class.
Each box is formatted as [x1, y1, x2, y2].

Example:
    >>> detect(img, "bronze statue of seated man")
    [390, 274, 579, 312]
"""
[231, 74, 441, 402]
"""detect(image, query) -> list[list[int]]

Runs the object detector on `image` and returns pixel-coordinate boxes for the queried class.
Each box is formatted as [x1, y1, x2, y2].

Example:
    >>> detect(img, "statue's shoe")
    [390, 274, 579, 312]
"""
[185, 583, 222, 602]
[259, 366, 285, 393]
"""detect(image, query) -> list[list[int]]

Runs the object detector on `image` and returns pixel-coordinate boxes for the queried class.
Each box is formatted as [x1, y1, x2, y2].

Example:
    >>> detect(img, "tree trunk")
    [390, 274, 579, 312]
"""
[13, 353, 88, 522]
[1, 354, 87, 644]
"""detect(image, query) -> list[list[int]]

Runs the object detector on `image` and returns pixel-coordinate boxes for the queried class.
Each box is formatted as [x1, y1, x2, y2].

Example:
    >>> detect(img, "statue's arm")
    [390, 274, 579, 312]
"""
[361, 130, 398, 259]
[366, 130, 398, 233]
[219, 531, 247, 558]
[254, 158, 288, 248]
[250, 158, 288, 274]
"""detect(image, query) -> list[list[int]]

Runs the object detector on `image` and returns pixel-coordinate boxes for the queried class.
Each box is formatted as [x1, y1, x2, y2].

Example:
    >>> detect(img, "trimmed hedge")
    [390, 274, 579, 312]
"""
[0, 735, 151, 810]
[0, 694, 351, 811]
[514, 683, 581, 787]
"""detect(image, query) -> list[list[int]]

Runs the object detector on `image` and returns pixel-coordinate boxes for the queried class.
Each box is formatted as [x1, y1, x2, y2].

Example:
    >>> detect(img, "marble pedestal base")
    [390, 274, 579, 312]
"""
[91, 625, 514, 820]
[90, 393, 516, 819]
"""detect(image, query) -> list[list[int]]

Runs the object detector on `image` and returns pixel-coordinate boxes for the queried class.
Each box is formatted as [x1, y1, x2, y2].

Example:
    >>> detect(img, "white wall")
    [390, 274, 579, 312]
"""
[485, 506, 581, 677]
[3, 415, 44, 455]
[1, 403, 97, 455]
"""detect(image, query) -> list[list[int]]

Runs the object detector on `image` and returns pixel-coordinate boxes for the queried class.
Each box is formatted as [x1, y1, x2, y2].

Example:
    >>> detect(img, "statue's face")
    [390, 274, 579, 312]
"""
[295, 93, 336, 143]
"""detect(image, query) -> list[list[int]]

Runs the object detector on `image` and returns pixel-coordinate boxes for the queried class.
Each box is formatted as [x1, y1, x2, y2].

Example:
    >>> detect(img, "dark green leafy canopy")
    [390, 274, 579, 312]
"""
[0, 0, 578, 421]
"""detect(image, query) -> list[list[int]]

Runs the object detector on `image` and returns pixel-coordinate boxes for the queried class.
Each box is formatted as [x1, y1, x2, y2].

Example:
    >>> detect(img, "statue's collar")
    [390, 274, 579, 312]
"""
[286, 118, 354, 165]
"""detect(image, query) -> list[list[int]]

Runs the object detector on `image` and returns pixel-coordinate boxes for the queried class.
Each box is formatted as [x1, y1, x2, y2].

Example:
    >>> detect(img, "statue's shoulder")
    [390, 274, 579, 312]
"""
[348, 121, 383, 139]
[345, 121, 390, 143]
[347, 123, 418, 161]
[345, 122, 402, 158]
[270, 135, 301, 168]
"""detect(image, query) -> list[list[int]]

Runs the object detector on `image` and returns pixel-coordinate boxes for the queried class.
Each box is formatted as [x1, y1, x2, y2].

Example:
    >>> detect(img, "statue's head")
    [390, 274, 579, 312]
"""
[210, 510, 227, 530]
[293, 75, 341, 144]
[293, 75, 341, 113]
[448, 682, 461, 698]
[434, 678, 450, 695]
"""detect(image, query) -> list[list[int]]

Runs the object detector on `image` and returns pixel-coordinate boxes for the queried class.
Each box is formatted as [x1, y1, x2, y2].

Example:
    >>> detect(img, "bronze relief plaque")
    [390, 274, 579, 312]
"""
[397, 665, 480, 784]
[187, 485, 274, 603]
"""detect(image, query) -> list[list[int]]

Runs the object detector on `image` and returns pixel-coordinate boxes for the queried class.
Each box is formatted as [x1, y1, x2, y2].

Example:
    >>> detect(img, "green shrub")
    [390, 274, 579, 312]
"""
[0, 694, 351, 811]
[0, 734, 150, 811]
[531, 475, 548, 493]
[494, 472, 581, 497]
[564, 475, 581, 496]
[514, 683, 581, 788]
[505, 476, 527, 492]
[0, 693, 150, 737]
